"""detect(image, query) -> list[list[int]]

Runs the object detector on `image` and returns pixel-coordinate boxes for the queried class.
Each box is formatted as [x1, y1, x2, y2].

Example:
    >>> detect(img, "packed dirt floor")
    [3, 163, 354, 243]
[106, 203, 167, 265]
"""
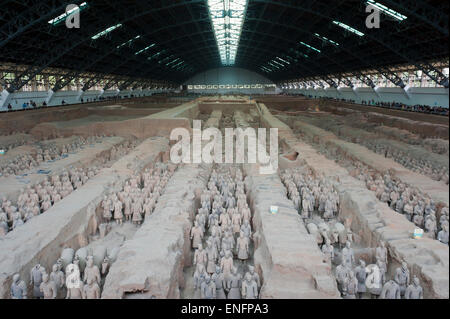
[0, 95, 448, 300]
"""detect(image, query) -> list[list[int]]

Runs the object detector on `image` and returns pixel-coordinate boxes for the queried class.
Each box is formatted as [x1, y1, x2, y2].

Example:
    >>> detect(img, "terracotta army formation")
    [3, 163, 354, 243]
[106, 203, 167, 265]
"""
[1, 135, 36, 152]
[329, 238, 423, 299]
[0, 166, 101, 236]
[357, 168, 449, 242]
[0, 136, 103, 178]
[21, 253, 104, 299]
[294, 116, 448, 184]
[100, 163, 174, 227]
[190, 167, 261, 299]
[313, 140, 449, 244]
[361, 140, 448, 184]
[9, 162, 176, 300]
[281, 167, 339, 221]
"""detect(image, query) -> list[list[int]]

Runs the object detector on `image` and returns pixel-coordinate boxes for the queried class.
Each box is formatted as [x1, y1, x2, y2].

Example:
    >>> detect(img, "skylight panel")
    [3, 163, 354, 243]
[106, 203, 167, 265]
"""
[366, 0, 407, 21]
[333, 21, 365, 37]
[207, 0, 248, 66]
[268, 62, 280, 69]
[314, 33, 340, 46]
[135, 43, 156, 55]
[91, 23, 122, 40]
[147, 49, 166, 60]
[271, 60, 285, 67]
[48, 2, 88, 26]
[117, 35, 141, 49]
[299, 41, 321, 53]
[158, 55, 174, 64]
[171, 61, 184, 68]
[166, 58, 181, 66]
[276, 57, 290, 65]
[172, 61, 185, 69]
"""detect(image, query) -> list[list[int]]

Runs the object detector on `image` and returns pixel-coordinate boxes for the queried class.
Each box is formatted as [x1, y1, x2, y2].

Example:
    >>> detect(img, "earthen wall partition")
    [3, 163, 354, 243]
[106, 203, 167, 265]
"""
[233, 109, 340, 298]
[101, 164, 211, 299]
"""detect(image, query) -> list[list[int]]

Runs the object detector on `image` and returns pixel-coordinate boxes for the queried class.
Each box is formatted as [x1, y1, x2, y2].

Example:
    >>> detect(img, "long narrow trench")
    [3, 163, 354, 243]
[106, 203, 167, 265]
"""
[1, 137, 140, 237]
[180, 110, 261, 299]
[293, 127, 448, 244]
[277, 135, 419, 299]
[25, 157, 176, 299]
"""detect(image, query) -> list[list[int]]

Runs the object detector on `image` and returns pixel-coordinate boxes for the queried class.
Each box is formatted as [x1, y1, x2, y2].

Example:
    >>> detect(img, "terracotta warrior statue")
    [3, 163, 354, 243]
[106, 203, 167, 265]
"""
[205, 240, 218, 274]
[211, 266, 226, 299]
[30, 264, 44, 298]
[101, 257, 110, 277]
[226, 266, 242, 299]
[438, 224, 449, 245]
[192, 260, 206, 287]
[10, 274, 27, 299]
[240, 219, 252, 238]
[341, 242, 355, 267]
[50, 264, 65, 297]
[83, 256, 101, 285]
[83, 277, 101, 299]
[342, 271, 358, 299]
[380, 280, 401, 299]
[375, 241, 388, 265]
[321, 239, 334, 263]
[241, 273, 258, 299]
[194, 244, 208, 268]
[220, 250, 234, 279]
[394, 261, 410, 297]
[190, 221, 204, 249]
[200, 274, 216, 299]
[245, 265, 261, 291]
[404, 276, 423, 299]
[113, 198, 123, 225]
[354, 260, 367, 298]
[335, 261, 350, 293]
[39, 273, 57, 299]
[236, 231, 250, 262]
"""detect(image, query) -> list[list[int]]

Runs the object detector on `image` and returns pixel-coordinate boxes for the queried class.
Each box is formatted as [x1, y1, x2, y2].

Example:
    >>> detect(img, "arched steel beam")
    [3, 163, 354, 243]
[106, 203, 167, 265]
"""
[0, 0, 70, 48]
[249, 0, 448, 87]
[6, 0, 207, 92]
[382, 0, 448, 36]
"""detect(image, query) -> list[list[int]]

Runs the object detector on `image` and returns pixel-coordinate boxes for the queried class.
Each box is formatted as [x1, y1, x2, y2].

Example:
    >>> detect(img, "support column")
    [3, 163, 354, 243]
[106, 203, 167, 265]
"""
[402, 85, 412, 99]
[45, 89, 55, 105]
[76, 89, 84, 102]
[372, 86, 382, 99]
[0, 89, 11, 109]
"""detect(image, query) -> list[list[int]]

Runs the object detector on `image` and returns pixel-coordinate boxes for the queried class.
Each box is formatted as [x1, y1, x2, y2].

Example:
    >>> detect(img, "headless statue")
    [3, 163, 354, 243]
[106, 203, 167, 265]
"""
[380, 280, 401, 299]
[83, 277, 101, 299]
[404, 276, 423, 299]
[83, 256, 101, 285]
[39, 273, 57, 299]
